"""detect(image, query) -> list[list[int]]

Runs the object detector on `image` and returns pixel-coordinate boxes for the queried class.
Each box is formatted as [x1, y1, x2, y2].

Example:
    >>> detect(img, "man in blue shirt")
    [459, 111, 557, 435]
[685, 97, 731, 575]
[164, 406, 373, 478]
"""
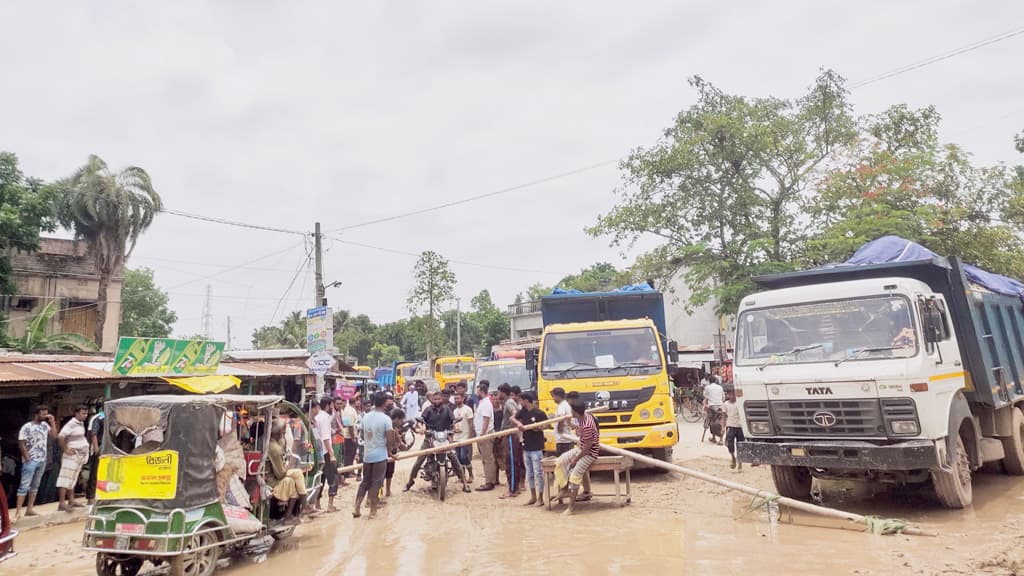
[353, 391, 391, 519]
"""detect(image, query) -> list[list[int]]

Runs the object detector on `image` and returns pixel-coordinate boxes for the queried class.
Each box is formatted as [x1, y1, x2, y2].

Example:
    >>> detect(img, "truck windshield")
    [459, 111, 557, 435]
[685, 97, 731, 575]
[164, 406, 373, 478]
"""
[441, 362, 475, 376]
[541, 327, 661, 377]
[475, 363, 533, 391]
[736, 295, 918, 366]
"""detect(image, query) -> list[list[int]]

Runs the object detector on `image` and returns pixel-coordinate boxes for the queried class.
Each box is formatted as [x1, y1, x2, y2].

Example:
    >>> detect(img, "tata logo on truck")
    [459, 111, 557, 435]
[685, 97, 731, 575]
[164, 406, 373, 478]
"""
[812, 411, 838, 428]
[805, 386, 833, 395]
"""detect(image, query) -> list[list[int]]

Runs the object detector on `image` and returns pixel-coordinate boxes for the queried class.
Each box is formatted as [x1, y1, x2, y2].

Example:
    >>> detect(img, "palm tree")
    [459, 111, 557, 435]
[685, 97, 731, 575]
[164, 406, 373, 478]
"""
[14, 301, 99, 353]
[57, 155, 162, 348]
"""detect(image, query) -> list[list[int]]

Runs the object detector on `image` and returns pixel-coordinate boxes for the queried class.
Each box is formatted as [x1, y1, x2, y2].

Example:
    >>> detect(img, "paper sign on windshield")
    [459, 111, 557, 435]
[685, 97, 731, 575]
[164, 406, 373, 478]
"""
[96, 450, 179, 500]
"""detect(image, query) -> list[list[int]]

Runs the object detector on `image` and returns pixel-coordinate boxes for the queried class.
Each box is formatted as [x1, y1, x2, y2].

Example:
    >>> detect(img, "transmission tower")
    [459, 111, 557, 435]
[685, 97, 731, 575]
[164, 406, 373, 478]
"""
[201, 284, 212, 340]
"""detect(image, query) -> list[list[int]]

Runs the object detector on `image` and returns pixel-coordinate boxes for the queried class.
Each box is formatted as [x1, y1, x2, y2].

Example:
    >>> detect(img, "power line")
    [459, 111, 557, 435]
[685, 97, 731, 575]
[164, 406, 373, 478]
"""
[268, 247, 313, 327]
[329, 236, 563, 275]
[168, 241, 307, 290]
[850, 26, 1024, 89]
[327, 159, 618, 233]
[161, 208, 309, 236]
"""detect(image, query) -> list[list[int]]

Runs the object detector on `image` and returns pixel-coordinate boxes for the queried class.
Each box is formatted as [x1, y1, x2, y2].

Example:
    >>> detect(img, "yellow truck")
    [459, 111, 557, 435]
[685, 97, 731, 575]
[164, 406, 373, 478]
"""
[433, 355, 477, 390]
[526, 287, 680, 461]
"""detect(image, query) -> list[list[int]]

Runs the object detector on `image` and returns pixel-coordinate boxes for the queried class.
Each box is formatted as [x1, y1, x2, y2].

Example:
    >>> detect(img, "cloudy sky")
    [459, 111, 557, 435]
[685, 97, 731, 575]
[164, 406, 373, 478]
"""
[2, 1, 1023, 347]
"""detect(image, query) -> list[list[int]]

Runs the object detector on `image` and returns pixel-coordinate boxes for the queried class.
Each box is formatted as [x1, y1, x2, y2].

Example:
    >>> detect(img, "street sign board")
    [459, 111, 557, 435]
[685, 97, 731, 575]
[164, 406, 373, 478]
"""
[306, 350, 335, 376]
[113, 338, 225, 376]
[335, 382, 357, 400]
[306, 306, 333, 354]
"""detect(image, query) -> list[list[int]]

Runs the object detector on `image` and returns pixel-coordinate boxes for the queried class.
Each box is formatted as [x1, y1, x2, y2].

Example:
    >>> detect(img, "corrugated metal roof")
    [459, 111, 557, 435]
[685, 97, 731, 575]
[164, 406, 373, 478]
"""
[0, 359, 309, 384]
[0, 353, 111, 363]
[0, 361, 114, 382]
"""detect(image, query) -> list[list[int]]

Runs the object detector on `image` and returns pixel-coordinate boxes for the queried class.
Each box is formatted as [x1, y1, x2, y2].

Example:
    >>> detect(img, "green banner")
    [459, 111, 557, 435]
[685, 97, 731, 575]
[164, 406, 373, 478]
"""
[113, 338, 225, 376]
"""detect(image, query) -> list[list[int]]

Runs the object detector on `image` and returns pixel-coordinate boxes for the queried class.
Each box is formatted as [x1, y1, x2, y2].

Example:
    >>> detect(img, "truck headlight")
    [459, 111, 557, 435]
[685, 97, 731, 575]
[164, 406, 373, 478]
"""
[890, 420, 919, 435]
[639, 409, 651, 420]
[750, 422, 772, 435]
[653, 408, 665, 420]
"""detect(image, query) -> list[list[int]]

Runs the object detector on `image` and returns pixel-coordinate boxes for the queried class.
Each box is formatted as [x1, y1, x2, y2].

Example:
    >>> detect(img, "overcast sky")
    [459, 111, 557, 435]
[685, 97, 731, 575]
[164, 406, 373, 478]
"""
[2, 1, 1023, 347]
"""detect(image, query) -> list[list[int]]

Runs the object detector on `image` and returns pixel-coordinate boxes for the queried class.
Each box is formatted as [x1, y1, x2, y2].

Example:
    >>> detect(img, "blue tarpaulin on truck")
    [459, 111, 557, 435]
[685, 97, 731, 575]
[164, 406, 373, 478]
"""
[551, 283, 656, 295]
[841, 235, 1024, 299]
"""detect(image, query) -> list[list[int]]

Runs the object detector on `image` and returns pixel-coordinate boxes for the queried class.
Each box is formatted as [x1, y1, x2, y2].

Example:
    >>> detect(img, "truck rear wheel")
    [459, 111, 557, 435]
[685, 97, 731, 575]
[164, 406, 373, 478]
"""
[932, 434, 973, 509]
[770, 465, 812, 499]
[1001, 408, 1024, 475]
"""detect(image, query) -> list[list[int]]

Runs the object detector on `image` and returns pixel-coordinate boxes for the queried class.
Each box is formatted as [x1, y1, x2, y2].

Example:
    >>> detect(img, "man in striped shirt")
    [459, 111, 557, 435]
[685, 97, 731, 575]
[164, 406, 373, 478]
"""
[556, 398, 600, 516]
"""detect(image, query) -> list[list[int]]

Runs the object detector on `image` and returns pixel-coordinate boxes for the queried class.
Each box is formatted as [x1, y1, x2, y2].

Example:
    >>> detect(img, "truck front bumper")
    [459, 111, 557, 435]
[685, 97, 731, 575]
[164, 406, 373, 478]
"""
[737, 439, 940, 471]
[544, 421, 678, 452]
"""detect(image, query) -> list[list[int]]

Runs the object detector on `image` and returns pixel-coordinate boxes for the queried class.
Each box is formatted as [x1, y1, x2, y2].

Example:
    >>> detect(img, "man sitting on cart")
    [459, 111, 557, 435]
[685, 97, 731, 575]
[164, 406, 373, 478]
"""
[267, 423, 307, 524]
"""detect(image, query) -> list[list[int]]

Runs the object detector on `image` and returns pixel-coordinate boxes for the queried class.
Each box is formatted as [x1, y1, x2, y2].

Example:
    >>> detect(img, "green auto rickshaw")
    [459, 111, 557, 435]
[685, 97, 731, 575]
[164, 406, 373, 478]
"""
[82, 394, 323, 576]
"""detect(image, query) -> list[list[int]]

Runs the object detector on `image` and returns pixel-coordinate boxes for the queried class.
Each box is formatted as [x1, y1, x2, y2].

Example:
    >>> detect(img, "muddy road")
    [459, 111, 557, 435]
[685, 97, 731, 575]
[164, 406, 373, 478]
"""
[9, 421, 1024, 575]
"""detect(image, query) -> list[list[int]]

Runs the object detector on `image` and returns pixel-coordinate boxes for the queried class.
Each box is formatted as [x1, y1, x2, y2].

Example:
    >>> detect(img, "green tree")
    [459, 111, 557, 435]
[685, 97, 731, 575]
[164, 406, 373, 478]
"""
[407, 251, 456, 359]
[56, 155, 162, 347]
[468, 290, 509, 353]
[119, 268, 177, 338]
[557, 262, 633, 292]
[810, 105, 1023, 278]
[368, 342, 403, 366]
[251, 310, 306, 348]
[589, 70, 856, 314]
[13, 301, 99, 352]
[0, 152, 57, 344]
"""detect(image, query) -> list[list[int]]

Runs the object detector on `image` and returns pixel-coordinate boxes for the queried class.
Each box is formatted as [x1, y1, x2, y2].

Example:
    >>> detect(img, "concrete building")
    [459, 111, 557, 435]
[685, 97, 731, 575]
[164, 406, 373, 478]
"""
[6, 238, 123, 352]
[507, 300, 543, 341]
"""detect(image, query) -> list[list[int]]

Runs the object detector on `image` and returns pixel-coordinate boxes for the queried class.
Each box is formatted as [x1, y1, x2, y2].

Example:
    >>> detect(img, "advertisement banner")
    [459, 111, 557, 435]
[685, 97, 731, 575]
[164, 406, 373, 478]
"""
[95, 450, 179, 500]
[113, 338, 225, 376]
[306, 306, 333, 354]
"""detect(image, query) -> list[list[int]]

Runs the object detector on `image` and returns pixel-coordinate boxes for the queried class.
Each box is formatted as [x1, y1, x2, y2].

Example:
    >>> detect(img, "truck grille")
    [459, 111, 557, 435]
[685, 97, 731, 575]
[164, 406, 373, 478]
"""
[770, 399, 885, 437]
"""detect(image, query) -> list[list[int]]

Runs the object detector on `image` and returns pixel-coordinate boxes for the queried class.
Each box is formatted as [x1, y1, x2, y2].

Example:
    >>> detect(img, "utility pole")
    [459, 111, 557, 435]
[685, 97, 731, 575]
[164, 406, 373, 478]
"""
[313, 222, 326, 396]
[314, 222, 325, 307]
[456, 297, 462, 356]
[226, 316, 232, 350]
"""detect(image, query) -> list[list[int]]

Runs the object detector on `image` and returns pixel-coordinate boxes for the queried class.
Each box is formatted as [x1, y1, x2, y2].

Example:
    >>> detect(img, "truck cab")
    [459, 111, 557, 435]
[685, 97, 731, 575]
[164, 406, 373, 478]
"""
[736, 248, 1024, 508]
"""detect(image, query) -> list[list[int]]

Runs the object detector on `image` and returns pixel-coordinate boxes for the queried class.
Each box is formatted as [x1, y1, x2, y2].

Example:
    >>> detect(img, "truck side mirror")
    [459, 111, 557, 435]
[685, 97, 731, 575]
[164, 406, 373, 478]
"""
[668, 340, 679, 364]
[525, 349, 538, 385]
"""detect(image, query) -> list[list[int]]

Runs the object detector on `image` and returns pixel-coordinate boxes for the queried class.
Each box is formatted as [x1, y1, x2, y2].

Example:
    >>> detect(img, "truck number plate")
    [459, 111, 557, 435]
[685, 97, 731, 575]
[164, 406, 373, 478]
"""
[115, 523, 144, 535]
[790, 448, 806, 457]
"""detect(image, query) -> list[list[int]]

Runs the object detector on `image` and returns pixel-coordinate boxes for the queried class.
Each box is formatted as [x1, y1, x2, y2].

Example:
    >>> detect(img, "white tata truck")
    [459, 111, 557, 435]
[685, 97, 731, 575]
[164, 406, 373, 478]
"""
[735, 242, 1024, 508]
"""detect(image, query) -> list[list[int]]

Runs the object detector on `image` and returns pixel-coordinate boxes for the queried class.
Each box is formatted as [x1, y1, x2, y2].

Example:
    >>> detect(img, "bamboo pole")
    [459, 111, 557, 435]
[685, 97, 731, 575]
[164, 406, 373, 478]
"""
[332, 406, 607, 475]
[569, 435, 936, 537]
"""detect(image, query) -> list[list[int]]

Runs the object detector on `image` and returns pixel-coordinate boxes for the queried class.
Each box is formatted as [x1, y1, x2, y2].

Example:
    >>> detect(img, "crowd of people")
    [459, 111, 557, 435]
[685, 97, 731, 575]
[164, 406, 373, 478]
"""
[291, 377, 604, 519]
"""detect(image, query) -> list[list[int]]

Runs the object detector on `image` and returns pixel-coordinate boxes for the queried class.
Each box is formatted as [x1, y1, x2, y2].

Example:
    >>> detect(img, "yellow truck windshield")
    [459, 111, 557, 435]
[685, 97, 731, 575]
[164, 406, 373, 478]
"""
[541, 327, 661, 378]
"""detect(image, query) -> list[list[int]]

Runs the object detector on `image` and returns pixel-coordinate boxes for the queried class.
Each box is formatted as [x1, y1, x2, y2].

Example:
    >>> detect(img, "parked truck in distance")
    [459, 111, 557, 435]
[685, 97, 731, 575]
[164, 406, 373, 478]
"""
[527, 285, 680, 461]
[735, 237, 1024, 508]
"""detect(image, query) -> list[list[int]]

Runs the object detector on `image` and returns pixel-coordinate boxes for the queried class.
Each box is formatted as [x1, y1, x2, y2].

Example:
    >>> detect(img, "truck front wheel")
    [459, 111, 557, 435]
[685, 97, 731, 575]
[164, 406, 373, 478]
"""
[932, 434, 973, 509]
[1000, 408, 1024, 475]
[770, 465, 812, 500]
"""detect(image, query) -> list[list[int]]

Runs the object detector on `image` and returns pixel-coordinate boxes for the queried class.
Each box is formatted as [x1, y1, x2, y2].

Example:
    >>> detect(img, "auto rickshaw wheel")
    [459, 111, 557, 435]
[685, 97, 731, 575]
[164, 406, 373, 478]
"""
[170, 530, 220, 576]
[95, 554, 143, 576]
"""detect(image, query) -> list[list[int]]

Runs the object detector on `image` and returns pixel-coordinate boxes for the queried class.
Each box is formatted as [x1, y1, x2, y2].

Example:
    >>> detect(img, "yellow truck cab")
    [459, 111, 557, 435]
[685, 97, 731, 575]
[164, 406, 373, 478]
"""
[527, 287, 680, 461]
[475, 358, 533, 392]
[433, 356, 476, 390]
[393, 361, 419, 394]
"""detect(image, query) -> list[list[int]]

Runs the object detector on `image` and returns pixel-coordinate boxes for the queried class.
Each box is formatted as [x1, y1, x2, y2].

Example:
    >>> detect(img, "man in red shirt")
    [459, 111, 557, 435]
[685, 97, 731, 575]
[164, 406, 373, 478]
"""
[556, 399, 599, 516]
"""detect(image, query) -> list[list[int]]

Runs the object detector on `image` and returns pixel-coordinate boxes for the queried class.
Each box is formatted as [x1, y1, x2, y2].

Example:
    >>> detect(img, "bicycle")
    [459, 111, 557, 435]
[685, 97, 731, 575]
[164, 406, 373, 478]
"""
[675, 389, 704, 423]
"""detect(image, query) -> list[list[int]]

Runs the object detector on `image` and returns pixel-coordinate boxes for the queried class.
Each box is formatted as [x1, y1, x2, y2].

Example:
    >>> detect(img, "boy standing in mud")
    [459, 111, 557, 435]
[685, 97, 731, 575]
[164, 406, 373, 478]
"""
[724, 387, 743, 470]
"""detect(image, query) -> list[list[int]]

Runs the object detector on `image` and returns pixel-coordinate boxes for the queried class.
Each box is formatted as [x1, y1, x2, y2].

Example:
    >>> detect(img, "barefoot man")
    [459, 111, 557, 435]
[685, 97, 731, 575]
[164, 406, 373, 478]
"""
[556, 398, 599, 516]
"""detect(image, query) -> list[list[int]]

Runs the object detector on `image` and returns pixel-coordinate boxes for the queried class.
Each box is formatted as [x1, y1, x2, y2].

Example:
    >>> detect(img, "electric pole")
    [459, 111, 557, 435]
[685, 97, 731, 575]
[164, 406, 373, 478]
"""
[456, 297, 462, 355]
[226, 316, 232, 350]
[314, 222, 325, 307]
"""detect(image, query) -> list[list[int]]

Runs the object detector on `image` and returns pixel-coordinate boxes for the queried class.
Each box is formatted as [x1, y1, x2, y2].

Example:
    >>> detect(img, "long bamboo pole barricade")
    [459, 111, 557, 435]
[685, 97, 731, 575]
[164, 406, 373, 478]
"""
[564, 433, 937, 537]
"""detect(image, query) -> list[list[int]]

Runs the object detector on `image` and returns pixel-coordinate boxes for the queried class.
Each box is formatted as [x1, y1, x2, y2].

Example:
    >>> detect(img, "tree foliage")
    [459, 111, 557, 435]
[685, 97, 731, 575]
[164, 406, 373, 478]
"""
[119, 268, 178, 338]
[515, 263, 633, 302]
[407, 251, 456, 359]
[0, 152, 57, 344]
[251, 311, 305, 349]
[590, 70, 1022, 315]
[56, 155, 162, 347]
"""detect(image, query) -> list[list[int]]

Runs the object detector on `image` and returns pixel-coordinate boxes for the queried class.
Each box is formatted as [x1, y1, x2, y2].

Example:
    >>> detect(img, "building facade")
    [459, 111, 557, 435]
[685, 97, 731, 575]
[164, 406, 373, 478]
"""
[6, 238, 123, 352]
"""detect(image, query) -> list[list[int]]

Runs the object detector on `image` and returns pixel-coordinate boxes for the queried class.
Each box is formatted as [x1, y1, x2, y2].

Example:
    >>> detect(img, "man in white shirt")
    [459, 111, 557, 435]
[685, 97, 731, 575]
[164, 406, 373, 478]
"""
[552, 387, 574, 455]
[312, 398, 339, 512]
[723, 387, 745, 470]
[703, 377, 726, 445]
[473, 381, 498, 491]
[402, 383, 421, 423]
[56, 405, 90, 511]
[452, 391, 475, 483]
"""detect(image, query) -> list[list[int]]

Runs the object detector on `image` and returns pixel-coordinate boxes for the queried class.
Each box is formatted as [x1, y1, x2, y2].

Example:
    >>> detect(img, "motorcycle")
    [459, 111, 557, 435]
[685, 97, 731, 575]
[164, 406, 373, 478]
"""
[419, 430, 454, 501]
[399, 421, 416, 452]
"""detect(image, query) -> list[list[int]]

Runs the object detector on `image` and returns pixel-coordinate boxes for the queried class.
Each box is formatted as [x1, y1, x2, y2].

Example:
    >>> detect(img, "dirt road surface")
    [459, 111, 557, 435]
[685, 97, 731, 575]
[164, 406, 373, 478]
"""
[8, 420, 1024, 575]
